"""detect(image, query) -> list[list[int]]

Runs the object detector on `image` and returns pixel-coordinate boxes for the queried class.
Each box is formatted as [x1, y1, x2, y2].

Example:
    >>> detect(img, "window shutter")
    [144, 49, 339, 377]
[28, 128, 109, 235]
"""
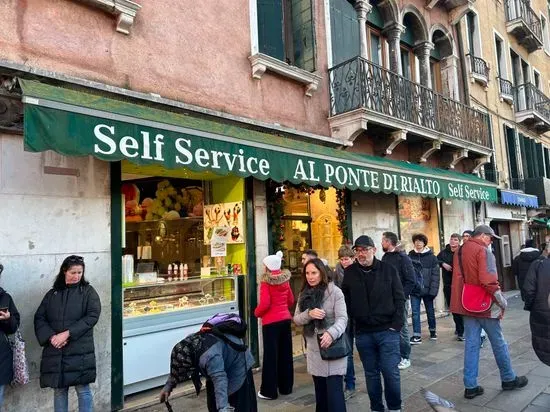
[257, 0, 285, 61]
[505, 127, 518, 180]
[544, 148, 550, 178]
[291, 0, 316, 71]
[329, 0, 360, 66]
[536, 143, 544, 177]
[519, 134, 530, 178]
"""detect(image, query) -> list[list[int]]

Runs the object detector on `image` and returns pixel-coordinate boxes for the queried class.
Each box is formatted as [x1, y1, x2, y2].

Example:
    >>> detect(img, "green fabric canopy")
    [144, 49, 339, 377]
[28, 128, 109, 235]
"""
[21, 79, 497, 202]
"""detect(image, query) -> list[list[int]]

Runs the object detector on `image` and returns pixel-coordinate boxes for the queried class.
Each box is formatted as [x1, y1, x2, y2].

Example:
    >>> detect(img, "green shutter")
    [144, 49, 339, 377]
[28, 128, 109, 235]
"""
[329, 0, 360, 66]
[544, 148, 550, 178]
[536, 143, 544, 177]
[505, 127, 519, 180]
[367, 5, 384, 29]
[291, 0, 316, 71]
[258, 0, 285, 61]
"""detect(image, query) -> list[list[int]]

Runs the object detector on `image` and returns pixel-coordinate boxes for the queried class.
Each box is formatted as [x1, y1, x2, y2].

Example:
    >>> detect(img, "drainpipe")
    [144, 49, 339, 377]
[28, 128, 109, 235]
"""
[455, 20, 471, 105]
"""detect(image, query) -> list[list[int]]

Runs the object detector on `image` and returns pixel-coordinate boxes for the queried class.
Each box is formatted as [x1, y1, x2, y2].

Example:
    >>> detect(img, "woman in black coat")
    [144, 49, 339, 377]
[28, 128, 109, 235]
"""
[523, 253, 550, 367]
[0, 263, 21, 409]
[34, 256, 101, 412]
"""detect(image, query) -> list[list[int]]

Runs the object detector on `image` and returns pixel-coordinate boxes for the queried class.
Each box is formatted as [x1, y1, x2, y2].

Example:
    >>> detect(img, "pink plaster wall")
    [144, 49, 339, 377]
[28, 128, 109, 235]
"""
[0, 0, 331, 136]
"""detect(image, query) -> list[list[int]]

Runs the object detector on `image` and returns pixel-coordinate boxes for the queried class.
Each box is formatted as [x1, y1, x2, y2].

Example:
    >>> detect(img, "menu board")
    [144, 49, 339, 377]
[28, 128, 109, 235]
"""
[203, 201, 244, 244]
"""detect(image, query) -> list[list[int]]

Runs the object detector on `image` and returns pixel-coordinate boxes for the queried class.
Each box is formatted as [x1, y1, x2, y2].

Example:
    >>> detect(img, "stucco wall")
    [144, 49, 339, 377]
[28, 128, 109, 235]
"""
[0, 0, 331, 137]
[0, 134, 111, 411]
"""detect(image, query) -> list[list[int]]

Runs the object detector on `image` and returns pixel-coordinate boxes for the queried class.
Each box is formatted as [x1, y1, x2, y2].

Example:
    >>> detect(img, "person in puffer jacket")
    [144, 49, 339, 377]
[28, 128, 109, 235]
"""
[254, 251, 294, 400]
[409, 234, 440, 344]
[512, 239, 541, 300]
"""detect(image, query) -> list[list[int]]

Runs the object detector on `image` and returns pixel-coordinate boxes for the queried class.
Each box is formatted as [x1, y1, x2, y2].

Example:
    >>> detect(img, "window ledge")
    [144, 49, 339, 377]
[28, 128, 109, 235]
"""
[248, 53, 322, 97]
[74, 0, 141, 34]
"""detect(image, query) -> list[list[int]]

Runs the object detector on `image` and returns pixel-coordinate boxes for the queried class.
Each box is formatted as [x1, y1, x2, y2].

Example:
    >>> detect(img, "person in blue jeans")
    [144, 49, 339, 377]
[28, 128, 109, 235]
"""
[342, 235, 405, 412]
[408, 233, 440, 344]
[450, 225, 528, 399]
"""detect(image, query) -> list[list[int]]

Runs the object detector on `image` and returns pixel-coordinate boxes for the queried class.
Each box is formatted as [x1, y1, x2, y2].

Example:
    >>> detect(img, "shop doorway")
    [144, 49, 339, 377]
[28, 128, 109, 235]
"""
[490, 221, 515, 291]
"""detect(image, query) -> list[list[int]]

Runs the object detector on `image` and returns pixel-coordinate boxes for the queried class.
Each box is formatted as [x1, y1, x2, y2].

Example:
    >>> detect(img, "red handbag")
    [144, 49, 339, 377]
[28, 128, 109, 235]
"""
[458, 247, 493, 313]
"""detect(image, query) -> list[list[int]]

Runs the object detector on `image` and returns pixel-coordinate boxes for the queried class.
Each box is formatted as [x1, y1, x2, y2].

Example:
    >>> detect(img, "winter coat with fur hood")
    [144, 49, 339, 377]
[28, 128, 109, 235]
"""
[254, 269, 294, 325]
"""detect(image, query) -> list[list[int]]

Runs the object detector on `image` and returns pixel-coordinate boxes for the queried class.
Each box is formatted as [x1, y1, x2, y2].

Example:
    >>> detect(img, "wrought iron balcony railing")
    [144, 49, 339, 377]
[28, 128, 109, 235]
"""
[498, 77, 514, 97]
[514, 83, 550, 124]
[510, 177, 525, 191]
[468, 54, 489, 80]
[505, 0, 543, 45]
[328, 56, 491, 148]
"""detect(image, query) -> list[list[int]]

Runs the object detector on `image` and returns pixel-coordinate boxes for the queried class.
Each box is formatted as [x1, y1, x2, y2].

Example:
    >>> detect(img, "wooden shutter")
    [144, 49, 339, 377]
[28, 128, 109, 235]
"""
[544, 148, 550, 178]
[536, 142, 545, 177]
[258, 0, 285, 61]
[505, 126, 519, 180]
[329, 0, 360, 66]
[519, 134, 530, 178]
[291, 0, 316, 71]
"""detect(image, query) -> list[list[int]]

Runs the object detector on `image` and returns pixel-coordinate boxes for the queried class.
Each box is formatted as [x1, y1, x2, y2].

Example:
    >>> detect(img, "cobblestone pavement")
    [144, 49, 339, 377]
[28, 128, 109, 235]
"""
[131, 292, 550, 412]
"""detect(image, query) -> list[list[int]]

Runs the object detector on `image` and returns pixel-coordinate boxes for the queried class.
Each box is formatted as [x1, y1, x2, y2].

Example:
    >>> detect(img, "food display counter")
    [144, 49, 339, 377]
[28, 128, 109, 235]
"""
[123, 276, 238, 395]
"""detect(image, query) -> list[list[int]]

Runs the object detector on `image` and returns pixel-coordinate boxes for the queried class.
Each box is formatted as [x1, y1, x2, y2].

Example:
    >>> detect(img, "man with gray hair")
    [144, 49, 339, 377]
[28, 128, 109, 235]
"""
[450, 225, 528, 400]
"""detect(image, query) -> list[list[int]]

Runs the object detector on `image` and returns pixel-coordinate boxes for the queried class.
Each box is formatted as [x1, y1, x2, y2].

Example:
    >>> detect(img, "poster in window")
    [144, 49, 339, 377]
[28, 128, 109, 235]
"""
[204, 202, 244, 244]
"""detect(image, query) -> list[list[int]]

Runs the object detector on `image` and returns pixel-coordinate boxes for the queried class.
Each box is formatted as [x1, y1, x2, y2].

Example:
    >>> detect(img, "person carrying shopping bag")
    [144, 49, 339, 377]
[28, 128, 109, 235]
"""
[254, 251, 294, 400]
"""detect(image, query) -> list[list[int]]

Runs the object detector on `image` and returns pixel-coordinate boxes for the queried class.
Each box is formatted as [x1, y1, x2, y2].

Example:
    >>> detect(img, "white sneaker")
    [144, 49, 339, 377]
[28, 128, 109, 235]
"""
[257, 391, 274, 400]
[398, 358, 411, 369]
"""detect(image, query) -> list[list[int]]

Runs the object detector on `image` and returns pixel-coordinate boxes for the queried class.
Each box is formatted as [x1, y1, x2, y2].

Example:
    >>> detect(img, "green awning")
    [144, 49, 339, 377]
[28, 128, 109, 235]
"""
[20, 79, 497, 202]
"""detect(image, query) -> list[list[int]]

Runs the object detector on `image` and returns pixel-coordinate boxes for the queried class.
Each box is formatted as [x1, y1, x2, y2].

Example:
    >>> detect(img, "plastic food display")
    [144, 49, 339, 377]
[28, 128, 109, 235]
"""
[123, 276, 236, 318]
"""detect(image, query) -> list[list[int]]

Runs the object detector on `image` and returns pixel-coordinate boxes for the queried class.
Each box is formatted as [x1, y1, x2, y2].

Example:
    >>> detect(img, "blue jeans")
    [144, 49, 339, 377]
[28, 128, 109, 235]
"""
[411, 295, 436, 336]
[0, 384, 4, 411]
[356, 330, 401, 412]
[463, 317, 516, 389]
[344, 322, 355, 390]
[400, 301, 411, 359]
[53, 385, 93, 412]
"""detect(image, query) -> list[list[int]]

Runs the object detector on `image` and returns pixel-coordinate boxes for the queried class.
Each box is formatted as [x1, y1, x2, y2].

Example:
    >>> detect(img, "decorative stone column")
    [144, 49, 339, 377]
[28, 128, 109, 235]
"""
[382, 22, 405, 74]
[354, 0, 372, 60]
[440, 55, 460, 100]
[414, 41, 434, 89]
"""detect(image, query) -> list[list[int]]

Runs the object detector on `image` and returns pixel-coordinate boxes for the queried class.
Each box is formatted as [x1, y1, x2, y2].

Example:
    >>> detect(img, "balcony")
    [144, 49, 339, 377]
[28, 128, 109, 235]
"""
[510, 178, 525, 192]
[505, 0, 543, 53]
[468, 54, 489, 87]
[498, 77, 514, 104]
[513, 83, 550, 134]
[328, 56, 491, 153]
[525, 177, 550, 207]
[425, 0, 474, 12]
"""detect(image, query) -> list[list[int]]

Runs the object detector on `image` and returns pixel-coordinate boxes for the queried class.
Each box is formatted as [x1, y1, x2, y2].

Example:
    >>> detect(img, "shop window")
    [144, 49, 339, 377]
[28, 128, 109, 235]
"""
[257, 0, 316, 71]
[398, 196, 440, 255]
[501, 235, 512, 267]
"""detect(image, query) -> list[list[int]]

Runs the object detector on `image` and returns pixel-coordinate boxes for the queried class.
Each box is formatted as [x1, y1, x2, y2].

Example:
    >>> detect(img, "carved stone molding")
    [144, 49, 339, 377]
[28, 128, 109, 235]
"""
[74, 0, 141, 35]
[471, 155, 491, 174]
[448, 1, 475, 25]
[419, 140, 442, 163]
[328, 108, 368, 143]
[443, 148, 469, 169]
[375, 130, 407, 156]
[248, 53, 322, 97]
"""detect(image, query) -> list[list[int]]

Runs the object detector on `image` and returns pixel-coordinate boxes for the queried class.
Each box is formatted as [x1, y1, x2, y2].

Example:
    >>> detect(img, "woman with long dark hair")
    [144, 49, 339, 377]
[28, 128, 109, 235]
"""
[34, 255, 101, 412]
[293, 258, 348, 412]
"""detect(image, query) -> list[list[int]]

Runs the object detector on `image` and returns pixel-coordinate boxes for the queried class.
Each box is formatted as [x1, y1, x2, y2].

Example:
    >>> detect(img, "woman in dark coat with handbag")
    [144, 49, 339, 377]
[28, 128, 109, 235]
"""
[34, 256, 101, 412]
[522, 249, 550, 367]
[408, 234, 441, 344]
[0, 263, 21, 409]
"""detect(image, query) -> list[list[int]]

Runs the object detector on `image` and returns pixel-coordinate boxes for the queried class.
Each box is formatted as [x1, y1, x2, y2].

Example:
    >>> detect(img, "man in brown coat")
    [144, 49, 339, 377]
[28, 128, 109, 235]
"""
[450, 225, 528, 400]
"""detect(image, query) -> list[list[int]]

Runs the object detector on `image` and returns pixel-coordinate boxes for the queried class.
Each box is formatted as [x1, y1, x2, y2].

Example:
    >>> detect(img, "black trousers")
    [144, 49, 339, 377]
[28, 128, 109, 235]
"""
[444, 284, 464, 335]
[260, 319, 294, 398]
[206, 369, 257, 412]
[312, 375, 346, 412]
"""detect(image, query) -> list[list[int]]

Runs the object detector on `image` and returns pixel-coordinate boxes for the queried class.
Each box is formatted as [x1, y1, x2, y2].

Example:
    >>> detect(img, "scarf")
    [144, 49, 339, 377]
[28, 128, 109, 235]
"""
[298, 284, 327, 337]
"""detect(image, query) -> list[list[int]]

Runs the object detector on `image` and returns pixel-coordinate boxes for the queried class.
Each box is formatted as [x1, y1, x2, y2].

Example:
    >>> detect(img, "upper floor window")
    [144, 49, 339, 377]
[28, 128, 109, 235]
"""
[541, 14, 550, 53]
[466, 11, 482, 58]
[257, 0, 316, 72]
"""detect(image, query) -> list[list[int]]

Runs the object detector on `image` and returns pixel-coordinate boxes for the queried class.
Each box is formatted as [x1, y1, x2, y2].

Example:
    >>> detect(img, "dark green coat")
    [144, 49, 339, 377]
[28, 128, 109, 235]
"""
[34, 284, 101, 388]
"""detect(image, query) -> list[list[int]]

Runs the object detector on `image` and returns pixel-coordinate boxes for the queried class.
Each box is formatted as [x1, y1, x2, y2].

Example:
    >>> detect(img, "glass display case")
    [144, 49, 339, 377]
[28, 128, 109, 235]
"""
[123, 276, 236, 319]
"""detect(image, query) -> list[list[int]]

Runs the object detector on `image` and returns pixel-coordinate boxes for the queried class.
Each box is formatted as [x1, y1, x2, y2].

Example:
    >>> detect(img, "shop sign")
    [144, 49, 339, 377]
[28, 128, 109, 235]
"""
[485, 202, 526, 221]
[21, 80, 498, 203]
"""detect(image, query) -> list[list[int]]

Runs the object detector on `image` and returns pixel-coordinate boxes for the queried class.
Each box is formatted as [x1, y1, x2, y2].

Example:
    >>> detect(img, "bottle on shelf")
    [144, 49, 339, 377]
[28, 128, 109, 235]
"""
[183, 263, 188, 280]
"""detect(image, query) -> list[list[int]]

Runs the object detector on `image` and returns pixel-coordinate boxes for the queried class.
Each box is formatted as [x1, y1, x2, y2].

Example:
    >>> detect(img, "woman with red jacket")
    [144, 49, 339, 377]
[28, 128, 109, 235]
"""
[254, 251, 295, 400]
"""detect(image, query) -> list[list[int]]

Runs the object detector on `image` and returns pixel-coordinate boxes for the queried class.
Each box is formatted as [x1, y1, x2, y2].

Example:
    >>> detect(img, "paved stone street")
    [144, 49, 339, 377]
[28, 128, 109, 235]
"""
[131, 292, 550, 412]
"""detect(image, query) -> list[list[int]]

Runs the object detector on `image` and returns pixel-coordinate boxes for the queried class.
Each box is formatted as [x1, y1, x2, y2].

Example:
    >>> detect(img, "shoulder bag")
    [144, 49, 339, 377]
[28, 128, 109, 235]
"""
[10, 329, 30, 385]
[315, 321, 351, 361]
[458, 247, 493, 313]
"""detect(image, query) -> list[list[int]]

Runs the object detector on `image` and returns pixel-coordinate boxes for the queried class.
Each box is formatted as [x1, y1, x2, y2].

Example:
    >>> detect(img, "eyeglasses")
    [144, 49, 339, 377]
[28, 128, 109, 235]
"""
[355, 247, 374, 254]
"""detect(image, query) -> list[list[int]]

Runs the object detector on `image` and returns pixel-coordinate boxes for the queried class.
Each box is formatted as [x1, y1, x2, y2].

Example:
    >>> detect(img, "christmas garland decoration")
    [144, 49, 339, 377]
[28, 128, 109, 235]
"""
[267, 180, 286, 253]
[336, 189, 349, 243]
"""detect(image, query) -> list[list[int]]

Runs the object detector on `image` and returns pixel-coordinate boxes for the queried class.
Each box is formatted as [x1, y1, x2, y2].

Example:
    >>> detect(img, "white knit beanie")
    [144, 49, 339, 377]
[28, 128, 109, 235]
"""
[263, 251, 283, 272]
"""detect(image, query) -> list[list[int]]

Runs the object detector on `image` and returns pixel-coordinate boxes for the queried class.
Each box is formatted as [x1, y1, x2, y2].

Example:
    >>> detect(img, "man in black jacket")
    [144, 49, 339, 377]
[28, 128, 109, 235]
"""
[342, 235, 405, 412]
[437, 233, 464, 340]
[381, 231, 415, 370]
[512, 239, 541, 300]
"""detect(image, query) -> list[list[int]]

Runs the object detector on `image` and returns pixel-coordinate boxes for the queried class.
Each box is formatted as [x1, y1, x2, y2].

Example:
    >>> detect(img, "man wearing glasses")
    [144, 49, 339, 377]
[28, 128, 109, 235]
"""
[450, 225, 528, 400]
[342, 236, 405, 412]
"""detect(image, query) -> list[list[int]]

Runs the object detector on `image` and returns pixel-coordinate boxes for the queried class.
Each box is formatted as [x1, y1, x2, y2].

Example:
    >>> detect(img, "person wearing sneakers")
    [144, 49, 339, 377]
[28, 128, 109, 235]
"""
[437, 233, 464, 341]
[408, 233, 440, 344]
[342, 235, 405, 412]
[254, 251, 294, 400]
[381, 232, 416, 370]
[451, 224, 528, 400]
